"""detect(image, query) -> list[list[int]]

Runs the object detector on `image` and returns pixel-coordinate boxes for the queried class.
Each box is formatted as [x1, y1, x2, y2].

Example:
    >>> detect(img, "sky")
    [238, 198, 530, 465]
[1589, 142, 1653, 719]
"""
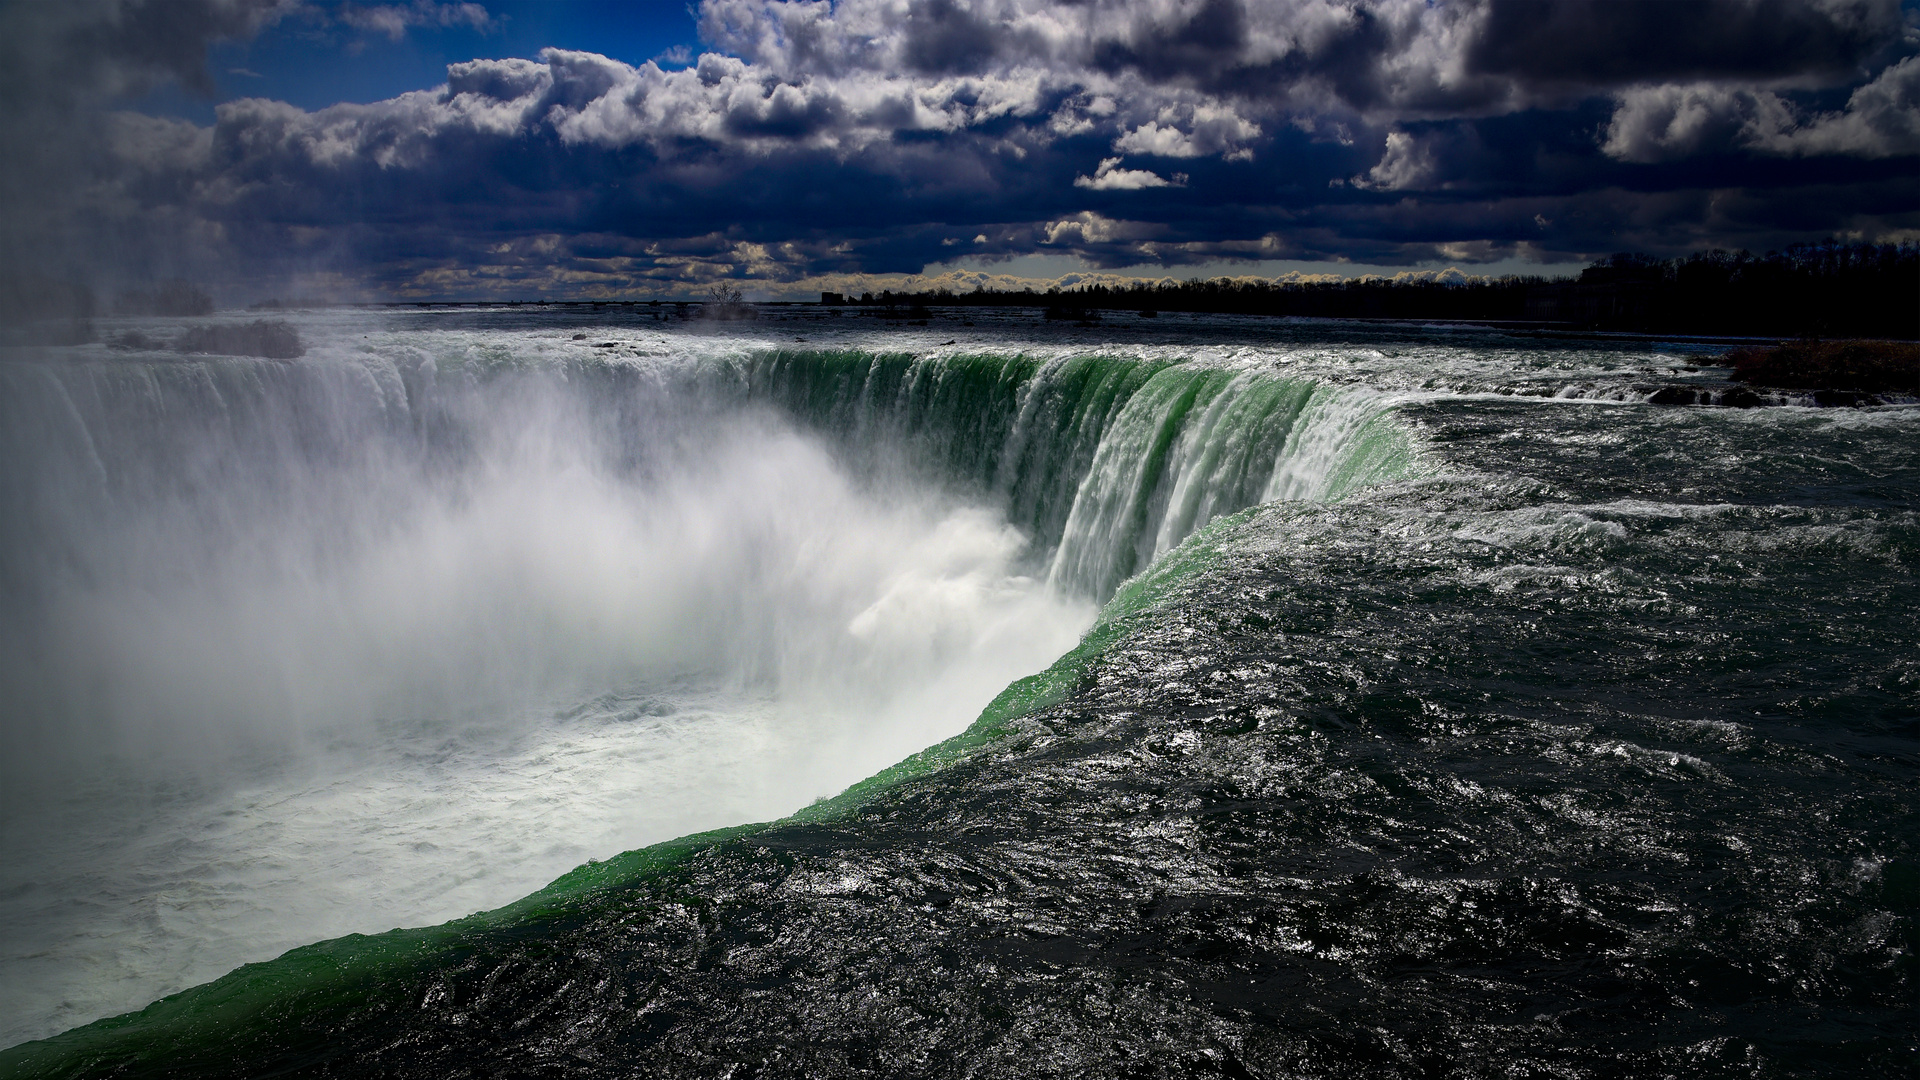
[1, 0, 1916, 302]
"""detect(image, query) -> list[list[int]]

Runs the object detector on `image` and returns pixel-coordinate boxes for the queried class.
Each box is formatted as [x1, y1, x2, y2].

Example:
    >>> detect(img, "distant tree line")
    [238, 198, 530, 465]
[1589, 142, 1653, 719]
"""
[1538, 242, 1917, 338]
[824, 240, 1918, 339]
[821, 276, 1545, 324]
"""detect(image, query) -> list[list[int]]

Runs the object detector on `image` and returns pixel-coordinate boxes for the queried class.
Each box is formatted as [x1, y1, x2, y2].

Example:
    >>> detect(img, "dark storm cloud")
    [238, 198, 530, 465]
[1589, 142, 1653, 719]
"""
[8, 0, 1920, 300]
[1088, 0, 1257, 84]
[902, 0, 1006, 74]
[1470, 0, 1903, 87]
[1080, 0, 1416, 113]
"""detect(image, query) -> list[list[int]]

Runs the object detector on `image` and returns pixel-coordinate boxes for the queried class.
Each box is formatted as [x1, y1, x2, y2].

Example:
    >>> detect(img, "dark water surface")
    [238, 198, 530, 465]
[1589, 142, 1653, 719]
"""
[2, 313, 1915, 1077]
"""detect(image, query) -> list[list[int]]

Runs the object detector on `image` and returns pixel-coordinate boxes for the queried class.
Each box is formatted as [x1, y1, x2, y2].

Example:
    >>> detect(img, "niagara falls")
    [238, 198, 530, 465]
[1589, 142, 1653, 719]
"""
[2, 2, 1917, 1078]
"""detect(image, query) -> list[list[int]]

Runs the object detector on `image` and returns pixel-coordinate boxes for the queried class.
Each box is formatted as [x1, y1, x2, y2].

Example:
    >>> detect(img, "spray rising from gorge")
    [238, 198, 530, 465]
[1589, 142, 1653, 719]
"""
[0, 311, 1412, 1046]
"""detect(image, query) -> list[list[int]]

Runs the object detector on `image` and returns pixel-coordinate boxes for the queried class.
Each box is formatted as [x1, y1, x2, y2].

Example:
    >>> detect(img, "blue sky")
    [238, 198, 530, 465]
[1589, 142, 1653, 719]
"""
[4, 0, 1917, 301]
[191, 2, 703, 114]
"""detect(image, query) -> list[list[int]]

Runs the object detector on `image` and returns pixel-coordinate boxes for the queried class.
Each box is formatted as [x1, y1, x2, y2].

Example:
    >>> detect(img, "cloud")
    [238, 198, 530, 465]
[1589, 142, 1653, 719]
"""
[1468, 0, 1904, 88]
[1351, 130, 1435, 189]
[683, 0, 1898, 123]
[1749, 53, 1920, 157]
[1043, 212, 1143, 245]
[6, 0, 1920, 300]
[1600, 84, 1787, 162]
[1112, 103, 1261, 159]
[1603, 55, 1920, 161]
[1074, 157, 1183, 190]
[339, 2, 494, 42]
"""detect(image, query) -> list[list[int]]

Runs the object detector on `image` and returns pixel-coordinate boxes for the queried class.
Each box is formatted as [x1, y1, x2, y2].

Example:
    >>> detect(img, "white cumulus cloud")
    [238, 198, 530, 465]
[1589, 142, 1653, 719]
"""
[1074, 157, 1184, 190]
[1112, 104, 1261, 160]
[1602, 57, 1920, 162]
[1351, 130, 1435, 190]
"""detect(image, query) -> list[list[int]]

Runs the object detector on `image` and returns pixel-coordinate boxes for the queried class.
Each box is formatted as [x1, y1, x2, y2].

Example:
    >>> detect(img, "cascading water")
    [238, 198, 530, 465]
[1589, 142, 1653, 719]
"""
[0, 316, 1412, 1050]
[730, 349, 1409, 597]
[6, 311, 1915, 1078]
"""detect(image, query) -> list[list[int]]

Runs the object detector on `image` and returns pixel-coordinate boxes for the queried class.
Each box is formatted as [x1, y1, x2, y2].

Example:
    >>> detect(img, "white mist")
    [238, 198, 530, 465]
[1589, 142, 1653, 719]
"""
[0, 331, 1093, 1047]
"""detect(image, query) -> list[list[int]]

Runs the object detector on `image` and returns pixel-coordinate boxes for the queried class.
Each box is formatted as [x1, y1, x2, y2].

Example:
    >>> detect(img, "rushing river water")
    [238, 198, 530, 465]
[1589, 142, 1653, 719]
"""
[1, 308, 1914, 1077]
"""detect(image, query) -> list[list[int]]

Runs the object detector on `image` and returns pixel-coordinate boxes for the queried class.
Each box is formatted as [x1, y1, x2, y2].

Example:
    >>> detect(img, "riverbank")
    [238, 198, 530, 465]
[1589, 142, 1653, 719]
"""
[1727, 339, 1920, 394]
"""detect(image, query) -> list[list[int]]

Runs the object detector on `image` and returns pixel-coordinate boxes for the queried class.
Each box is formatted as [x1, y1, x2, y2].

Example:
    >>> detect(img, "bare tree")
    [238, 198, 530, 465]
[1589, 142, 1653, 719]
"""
[702, 282, 753, 320]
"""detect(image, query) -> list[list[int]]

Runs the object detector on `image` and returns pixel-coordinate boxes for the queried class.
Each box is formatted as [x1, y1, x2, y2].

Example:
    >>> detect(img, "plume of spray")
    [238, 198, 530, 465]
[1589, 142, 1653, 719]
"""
[0, 328, 1103, 1044]
[0, 341, 1093, 808]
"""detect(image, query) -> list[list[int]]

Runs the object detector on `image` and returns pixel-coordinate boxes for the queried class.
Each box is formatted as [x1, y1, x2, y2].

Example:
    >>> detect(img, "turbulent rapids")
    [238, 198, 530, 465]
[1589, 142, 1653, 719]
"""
[1, 309, 1915, 1078]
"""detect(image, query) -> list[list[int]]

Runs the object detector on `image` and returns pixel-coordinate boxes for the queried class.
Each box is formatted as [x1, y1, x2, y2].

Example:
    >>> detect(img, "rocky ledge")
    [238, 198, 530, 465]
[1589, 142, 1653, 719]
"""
[1648, 339, 1918, 407]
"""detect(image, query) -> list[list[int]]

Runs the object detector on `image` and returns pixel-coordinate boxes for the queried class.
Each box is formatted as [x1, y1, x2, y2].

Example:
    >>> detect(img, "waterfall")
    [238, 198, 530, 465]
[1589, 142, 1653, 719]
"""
[0, 330, 1420, 1051]
[734, 349, 1413, 598]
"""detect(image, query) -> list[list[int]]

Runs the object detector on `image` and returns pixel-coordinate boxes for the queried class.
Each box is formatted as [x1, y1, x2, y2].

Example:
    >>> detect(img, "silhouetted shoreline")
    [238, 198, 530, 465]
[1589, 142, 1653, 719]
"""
[4, 241, 1913, 348]
[1727, 339, 1920, 395]
[825, 241, 1919, 341]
